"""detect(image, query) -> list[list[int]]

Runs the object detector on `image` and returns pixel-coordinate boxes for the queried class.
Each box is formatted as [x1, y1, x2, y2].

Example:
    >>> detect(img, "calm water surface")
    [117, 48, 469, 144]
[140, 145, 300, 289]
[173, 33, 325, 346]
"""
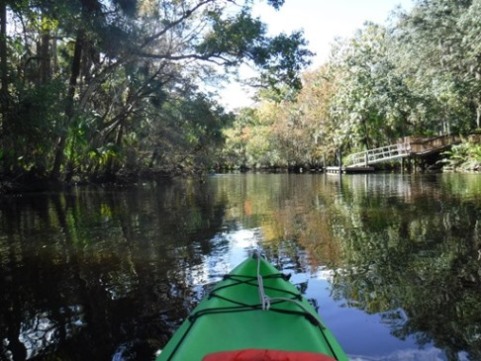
[1, 173, 481, 361]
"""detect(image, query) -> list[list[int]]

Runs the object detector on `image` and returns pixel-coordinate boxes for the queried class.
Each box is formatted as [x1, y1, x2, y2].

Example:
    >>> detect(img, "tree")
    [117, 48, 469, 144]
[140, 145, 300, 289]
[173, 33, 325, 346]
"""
[328, 23, 414, 152]
[392, 0, 474, 134]
[459, 0, 481, 128]
[0, 0, 8, 172]
[145, 87, 233, 173]
[292, 66, 339, 164]
[0, 0, 313, 183]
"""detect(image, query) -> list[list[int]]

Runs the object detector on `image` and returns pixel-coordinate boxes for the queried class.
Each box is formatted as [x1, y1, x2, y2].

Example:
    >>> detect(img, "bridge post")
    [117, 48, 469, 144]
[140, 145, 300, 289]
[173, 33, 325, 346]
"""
[365, 152, 368, 167]
[338, 149, 343, 172]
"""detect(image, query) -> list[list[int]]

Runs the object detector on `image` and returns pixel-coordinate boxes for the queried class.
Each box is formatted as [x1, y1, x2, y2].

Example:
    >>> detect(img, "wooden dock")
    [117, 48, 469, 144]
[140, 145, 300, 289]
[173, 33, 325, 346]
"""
[327, 134, 464, 172]
[325, 166, 375, 174]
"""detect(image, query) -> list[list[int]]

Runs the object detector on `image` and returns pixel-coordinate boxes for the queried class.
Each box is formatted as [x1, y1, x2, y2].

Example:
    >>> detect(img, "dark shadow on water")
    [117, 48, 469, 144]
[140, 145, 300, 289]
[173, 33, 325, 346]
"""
[0, 180, 227, 361]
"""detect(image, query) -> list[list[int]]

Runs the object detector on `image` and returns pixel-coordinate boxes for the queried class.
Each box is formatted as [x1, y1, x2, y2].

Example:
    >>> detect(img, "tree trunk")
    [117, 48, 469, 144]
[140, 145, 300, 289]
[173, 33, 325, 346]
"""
[0, 1, 9, 174]
[476, 102, 481, 129]
[51, 29, 84, 179]
[52, 29, 58, 74]
[40, 27, 51, 84]
[104, 124, 124, 181]
[0, 1, 7, 101]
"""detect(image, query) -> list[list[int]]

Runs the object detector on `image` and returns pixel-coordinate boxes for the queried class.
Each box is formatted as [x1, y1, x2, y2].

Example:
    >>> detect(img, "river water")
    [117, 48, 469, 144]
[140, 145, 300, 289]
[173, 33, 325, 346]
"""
[1, 173, 480, 361]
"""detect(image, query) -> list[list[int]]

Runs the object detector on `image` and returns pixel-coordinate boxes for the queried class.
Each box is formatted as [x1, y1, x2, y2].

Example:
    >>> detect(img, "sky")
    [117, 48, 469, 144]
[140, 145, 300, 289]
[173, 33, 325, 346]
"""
[219, 0, 414, 110]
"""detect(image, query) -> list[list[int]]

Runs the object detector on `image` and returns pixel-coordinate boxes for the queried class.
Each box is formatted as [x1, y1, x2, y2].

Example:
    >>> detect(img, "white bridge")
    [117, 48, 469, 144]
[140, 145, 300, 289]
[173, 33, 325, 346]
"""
[345, 143, 411, 168]
[336, 134, 464, 171]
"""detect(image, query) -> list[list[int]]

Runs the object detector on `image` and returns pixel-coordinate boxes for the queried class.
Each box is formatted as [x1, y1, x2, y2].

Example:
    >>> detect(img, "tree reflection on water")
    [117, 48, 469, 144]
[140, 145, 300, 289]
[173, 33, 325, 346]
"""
[0, 180, 226, 360]
[0, 174, 481, 360]
[325, 174, 481, 360]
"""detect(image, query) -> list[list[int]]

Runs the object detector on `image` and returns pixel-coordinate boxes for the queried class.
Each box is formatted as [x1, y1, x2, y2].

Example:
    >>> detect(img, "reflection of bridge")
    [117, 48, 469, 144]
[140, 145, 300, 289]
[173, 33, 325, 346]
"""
[328, 135, 462, 172]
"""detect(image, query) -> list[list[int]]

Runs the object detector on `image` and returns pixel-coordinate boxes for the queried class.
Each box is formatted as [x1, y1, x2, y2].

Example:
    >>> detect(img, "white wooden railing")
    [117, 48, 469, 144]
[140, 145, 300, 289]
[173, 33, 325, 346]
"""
[345, 143, 411, 168]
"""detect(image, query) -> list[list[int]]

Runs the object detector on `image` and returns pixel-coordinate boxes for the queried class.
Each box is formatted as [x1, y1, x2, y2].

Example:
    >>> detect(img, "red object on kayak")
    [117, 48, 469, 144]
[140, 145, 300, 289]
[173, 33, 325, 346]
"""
[202, 349, 337, 361]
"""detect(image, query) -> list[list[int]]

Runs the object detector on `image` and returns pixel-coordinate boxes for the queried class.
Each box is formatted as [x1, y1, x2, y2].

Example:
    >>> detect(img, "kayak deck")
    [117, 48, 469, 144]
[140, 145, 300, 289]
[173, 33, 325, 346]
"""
[157, 255, 348, 361]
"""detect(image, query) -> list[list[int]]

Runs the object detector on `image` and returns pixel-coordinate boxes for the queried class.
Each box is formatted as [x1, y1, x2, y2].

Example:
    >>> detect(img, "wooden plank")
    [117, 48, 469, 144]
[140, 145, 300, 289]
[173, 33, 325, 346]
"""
[325, 166, 375, 174]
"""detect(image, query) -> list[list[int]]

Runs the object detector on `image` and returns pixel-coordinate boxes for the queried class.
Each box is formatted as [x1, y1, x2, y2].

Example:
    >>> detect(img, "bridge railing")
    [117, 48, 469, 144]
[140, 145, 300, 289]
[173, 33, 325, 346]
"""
[342, 134, 464, 169]
[345, 143, 411, 167]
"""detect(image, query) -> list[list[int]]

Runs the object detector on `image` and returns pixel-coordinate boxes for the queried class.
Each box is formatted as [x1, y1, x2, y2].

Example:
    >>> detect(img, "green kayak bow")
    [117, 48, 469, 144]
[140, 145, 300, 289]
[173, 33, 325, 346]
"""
[157, 254, 348, 361]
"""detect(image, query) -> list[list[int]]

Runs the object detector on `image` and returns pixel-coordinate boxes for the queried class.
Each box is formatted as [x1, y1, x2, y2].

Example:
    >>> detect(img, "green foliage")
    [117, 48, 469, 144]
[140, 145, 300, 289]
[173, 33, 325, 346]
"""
[5, 0, 481, 178]
[328, 23, 415, 150]
[0, 0, 312, 181]
[392, 0, 475, 133]
[146, 90, 233, 172]
[266, 0, 285, 10]
[222, 0, 481, 170]
[441, 138, 481, 170]
[197, 10, 266, 62]
[197, 9, 313, 92]
[256, 31, 313, 93]
[6, 80, 65, 173]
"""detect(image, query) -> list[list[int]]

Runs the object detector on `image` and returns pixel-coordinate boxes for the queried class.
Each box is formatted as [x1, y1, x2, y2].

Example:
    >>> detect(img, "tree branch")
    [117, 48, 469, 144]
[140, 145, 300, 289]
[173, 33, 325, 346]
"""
[136, 50, 236, 66]
[141, 0, 214, 48]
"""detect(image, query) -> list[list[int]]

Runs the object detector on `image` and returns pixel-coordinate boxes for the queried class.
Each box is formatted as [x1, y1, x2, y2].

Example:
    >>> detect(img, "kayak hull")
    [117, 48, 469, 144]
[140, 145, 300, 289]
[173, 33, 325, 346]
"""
[157, 255, 348, 361]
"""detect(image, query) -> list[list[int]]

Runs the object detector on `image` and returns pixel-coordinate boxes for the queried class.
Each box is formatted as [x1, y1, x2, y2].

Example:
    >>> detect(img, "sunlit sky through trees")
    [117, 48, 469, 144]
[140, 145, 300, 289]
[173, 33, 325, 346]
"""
[219, 0, 414, 110]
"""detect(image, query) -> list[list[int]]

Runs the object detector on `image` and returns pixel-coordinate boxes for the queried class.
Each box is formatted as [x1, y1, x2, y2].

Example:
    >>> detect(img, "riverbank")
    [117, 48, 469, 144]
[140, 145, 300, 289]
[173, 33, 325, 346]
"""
[0, 169, 176, 194]
[2, 155, 481, 194]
